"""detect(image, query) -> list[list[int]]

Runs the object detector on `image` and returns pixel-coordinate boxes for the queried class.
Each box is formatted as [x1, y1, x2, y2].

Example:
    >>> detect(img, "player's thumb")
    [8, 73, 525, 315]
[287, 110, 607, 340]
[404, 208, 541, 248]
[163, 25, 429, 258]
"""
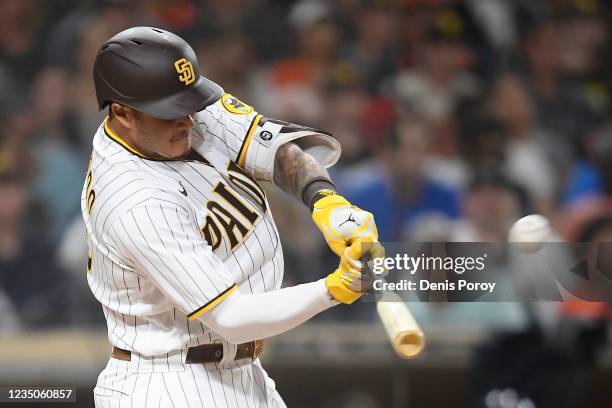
[347, 238, 384, 259]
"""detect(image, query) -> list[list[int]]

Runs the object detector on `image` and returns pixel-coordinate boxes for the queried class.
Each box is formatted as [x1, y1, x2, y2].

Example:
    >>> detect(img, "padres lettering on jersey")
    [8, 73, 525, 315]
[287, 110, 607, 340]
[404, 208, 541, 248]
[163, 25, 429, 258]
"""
[81, 96, 284, 356]
[202, 162, 267, 252]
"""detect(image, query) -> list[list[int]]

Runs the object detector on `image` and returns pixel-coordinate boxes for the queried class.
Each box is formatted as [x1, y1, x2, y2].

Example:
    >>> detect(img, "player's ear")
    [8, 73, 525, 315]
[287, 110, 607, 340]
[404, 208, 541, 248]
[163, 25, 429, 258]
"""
[110, 103, 134, 129]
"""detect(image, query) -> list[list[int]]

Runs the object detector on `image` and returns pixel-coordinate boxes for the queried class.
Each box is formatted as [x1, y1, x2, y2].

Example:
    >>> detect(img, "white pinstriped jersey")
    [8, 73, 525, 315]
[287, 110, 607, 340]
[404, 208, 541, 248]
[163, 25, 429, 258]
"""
[82, 95, 284, 356]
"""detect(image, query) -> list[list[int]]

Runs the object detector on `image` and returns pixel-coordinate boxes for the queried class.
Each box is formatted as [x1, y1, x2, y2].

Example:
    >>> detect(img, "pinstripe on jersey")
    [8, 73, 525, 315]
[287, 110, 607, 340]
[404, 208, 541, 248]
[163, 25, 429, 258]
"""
[82, 96, 284, 360]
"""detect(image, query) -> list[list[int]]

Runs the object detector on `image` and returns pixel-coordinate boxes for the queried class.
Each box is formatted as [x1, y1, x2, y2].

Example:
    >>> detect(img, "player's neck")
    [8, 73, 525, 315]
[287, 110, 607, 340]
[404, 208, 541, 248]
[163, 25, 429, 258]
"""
[106, 117, 167, 160]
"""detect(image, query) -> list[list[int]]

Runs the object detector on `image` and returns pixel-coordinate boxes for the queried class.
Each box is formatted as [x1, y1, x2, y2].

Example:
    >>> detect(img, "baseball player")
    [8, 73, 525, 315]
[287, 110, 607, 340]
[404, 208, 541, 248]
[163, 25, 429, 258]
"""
[84, 27, 381, 408]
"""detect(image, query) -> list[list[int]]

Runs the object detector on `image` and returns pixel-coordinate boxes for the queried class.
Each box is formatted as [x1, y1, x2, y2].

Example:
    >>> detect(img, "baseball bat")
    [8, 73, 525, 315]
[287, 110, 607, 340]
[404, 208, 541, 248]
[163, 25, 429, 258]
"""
[376, 290, 425, 359]
[358, 241, 425, 359]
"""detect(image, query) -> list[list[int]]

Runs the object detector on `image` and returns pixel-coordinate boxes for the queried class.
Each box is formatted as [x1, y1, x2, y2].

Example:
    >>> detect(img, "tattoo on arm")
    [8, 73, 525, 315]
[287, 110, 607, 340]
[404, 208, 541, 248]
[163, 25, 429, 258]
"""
[273, 142, 336, 209]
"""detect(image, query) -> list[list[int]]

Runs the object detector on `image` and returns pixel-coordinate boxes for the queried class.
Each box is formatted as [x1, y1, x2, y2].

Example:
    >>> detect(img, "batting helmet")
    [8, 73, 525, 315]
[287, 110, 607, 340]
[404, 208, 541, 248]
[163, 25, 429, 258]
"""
[93, 26, 223, 120]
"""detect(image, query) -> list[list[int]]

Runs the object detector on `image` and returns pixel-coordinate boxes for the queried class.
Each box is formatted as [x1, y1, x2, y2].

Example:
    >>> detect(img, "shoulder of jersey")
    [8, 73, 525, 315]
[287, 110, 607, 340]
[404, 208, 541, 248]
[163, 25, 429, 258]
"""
[194, 93, 258, 142]
[203, 93, 256, 117]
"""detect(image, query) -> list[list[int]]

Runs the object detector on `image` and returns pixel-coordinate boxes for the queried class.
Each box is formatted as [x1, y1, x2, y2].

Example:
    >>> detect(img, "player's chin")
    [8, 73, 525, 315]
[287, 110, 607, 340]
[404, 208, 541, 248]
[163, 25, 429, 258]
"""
[165, 134, 192, 159]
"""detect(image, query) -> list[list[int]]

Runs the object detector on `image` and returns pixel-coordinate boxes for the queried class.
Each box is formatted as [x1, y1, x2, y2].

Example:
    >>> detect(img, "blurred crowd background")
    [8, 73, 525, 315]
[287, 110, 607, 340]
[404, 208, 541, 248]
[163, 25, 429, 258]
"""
[1, 0, 612, 406]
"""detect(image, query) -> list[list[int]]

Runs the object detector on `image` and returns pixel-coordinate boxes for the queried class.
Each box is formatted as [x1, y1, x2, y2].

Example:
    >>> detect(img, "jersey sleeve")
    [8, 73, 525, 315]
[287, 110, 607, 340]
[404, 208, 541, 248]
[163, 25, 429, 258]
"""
[192, 93, 341, 181]
[192, 93, 260, 164]
[107, 199, 237, 320]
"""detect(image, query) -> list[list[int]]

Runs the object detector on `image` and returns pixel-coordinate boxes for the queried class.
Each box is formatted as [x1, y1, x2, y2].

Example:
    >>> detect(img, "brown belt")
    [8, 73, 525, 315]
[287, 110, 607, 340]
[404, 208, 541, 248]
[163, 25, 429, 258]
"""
[112, 340, 264, 363]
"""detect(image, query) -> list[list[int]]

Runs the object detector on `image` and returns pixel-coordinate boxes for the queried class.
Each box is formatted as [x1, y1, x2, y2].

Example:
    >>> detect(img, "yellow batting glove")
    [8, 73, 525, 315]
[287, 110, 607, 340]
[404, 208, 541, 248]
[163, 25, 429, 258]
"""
[326, 239, 385, 304]
[312, 193, 378, 257]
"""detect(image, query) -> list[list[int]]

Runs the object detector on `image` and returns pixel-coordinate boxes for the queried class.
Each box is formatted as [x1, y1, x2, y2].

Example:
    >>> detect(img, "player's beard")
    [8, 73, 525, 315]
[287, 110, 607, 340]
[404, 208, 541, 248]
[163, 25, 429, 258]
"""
[167, 130, 192, 158]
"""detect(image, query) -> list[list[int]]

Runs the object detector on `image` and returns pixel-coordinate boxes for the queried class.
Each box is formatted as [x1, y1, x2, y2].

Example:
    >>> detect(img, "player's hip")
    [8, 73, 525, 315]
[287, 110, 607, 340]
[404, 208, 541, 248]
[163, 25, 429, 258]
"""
[93, 357, 285, 408]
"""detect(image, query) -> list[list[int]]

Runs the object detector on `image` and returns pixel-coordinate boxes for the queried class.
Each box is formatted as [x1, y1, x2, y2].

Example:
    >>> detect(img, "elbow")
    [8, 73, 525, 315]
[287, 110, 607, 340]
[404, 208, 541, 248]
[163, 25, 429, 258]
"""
[275, 142, 301, 165]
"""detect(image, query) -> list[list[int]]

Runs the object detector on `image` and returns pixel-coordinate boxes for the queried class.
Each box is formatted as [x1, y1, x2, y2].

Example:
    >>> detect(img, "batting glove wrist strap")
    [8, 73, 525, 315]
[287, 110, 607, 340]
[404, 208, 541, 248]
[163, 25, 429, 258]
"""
[326, 241, 371, 304]
[302, 179, 337, 211]
[325, 269, 363, 304]
[325, 239, 385, 304]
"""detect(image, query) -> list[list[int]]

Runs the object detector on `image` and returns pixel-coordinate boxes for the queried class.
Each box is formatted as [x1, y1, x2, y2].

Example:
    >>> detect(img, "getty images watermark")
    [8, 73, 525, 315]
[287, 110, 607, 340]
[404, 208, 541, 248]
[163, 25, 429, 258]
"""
[372, 252, 495, 293]
[362, 242, 612, 302]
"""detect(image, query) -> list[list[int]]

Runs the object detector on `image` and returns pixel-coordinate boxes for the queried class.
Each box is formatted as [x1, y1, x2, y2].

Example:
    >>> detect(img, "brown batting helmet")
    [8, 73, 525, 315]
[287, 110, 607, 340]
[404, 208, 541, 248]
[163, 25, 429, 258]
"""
[93, 27, 223, 120]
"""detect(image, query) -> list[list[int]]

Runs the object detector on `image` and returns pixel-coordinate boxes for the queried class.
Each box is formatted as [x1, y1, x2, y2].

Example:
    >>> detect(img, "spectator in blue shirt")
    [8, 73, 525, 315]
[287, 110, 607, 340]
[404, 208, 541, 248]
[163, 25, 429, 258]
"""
[345, 120, 460, 241]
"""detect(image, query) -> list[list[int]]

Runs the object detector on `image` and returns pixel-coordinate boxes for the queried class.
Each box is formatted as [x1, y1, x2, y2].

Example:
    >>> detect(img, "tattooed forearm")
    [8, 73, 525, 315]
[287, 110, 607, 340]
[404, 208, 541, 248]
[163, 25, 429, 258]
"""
[273, 142, 336, 209]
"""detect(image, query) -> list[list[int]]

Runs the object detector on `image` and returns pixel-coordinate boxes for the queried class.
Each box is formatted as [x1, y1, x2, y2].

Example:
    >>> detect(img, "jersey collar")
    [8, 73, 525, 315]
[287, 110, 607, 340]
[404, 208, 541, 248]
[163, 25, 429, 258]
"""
[103, 117, 211, 165]
[103, 117, 153, 159]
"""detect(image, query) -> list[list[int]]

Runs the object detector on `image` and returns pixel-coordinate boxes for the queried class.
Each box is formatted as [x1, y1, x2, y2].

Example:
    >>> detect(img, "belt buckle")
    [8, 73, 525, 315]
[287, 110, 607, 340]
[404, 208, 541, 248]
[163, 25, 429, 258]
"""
[252, 340, 264, 359]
